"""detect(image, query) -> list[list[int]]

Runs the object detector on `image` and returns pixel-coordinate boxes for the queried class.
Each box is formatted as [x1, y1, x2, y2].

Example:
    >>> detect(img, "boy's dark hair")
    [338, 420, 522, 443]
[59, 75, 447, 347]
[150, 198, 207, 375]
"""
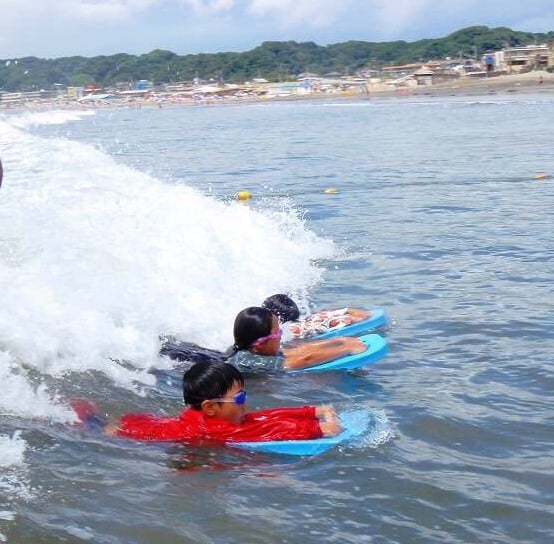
[232, 306, 274, 351]
[183, 361, 244, 409]
[262, 294, 300, 323]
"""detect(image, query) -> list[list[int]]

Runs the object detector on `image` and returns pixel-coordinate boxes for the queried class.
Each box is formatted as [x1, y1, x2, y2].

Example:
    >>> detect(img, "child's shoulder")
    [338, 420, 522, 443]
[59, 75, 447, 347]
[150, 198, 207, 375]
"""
[228, 350, 285, 372]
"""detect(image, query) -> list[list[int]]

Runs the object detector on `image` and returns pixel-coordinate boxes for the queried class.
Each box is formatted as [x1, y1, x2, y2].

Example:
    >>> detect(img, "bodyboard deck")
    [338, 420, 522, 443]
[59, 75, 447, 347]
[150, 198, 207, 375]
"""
[228, 409, 369, 455]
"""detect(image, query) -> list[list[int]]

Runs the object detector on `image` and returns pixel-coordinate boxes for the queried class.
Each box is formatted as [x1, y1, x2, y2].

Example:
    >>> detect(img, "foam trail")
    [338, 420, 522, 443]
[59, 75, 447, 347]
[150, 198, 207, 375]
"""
[0, 432, 26, 470]
[0, 112, 335, 419]
[0, 430, 34, 535]
[6, 109, 96, 129]
[364, 408, 395, 448]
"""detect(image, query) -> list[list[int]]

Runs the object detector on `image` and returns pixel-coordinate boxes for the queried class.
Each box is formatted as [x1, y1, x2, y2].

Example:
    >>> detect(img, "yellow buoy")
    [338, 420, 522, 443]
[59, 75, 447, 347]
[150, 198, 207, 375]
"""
[533, 173, 551, 180]
[235, 190, 252, 200]
[323, 187, 338, 194]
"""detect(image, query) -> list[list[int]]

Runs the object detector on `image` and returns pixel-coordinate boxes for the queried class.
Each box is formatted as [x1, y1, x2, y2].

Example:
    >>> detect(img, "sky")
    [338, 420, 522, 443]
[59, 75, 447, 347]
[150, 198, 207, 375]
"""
[1, 0, 553, 60]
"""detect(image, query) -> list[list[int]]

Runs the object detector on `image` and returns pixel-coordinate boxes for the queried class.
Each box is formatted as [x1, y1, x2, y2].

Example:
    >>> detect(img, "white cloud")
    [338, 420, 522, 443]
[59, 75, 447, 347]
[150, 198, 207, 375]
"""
[0, 0, 163, 27]
[248, 0, 342, 27]
[56, 0, 161, 22]
[179, 0, 235, 13]
[0, 0, 552, 59]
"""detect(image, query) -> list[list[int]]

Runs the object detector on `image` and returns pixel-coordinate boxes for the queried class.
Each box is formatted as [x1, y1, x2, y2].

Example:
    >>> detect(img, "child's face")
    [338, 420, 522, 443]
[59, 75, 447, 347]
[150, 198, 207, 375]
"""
[211, 380, 247, 425]
[252, 315, 281, 356]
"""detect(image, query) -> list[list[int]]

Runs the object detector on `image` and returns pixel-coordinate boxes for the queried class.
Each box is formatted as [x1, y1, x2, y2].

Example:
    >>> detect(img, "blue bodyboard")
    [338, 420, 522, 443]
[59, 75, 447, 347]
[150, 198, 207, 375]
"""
[228, 409, 369, 456]
[311, 309, 387, 340]
[291, 333, 387, 374]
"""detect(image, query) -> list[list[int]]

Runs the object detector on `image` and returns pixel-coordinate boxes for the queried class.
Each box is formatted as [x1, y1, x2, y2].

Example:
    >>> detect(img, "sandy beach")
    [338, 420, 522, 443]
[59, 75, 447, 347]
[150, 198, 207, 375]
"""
[2, 70, 554, 112]
[251, 70, 554, 105]
[400, 69, 554, 98]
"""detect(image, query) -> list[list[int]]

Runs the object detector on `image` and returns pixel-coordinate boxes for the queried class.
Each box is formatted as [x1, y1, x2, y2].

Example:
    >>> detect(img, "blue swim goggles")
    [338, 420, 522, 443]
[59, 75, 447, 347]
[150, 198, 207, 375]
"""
[213, 390, 248, 406]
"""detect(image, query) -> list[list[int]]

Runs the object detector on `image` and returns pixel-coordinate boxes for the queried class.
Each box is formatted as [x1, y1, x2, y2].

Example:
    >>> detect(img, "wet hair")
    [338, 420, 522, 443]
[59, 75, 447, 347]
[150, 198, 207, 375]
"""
[183, 360, 244, 409]
[232, 306, 274, 352]
[262, 294, 300, 323]
[159, 338, 225, 366]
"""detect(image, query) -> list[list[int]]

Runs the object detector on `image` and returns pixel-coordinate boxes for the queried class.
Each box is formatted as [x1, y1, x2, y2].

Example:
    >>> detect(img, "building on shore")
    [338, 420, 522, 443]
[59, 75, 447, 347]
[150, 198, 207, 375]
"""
[0, 89, 58, 107]
[495, 44, 552, 74]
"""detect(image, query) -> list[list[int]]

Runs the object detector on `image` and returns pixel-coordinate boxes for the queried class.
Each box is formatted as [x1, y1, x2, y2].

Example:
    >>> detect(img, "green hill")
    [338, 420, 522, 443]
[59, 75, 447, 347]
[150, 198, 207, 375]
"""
[1, 26, 553, 92]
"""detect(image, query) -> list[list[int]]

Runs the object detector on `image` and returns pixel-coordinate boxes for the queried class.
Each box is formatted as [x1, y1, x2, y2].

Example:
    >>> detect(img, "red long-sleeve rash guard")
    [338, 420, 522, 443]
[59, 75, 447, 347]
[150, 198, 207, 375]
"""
[114, 406, 324, 443]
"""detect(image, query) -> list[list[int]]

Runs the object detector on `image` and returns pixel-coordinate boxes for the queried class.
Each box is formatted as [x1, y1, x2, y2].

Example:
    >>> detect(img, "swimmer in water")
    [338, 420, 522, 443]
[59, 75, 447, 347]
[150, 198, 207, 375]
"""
[226, 306, 366, 372]
[262, 294, 371, 340]
[73, 361, 341, 443]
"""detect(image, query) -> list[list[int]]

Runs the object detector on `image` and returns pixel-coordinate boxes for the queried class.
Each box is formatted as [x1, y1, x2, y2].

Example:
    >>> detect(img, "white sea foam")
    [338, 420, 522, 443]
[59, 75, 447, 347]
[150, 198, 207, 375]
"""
[344, 406, 394, 451]
[0, 352, 73, 421]
[5, 109, 95, 129]
[364, 408, 395, 448]
[0, 431, 34, 521]
[0, 432, 26, 470]
[0, 114, 334, 419]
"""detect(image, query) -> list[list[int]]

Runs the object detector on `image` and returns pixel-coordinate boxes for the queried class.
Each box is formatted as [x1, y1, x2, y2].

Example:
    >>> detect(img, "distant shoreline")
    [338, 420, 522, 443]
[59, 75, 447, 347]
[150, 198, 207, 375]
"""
[390, 69, 554, 98]
[2, 71, 553, 114]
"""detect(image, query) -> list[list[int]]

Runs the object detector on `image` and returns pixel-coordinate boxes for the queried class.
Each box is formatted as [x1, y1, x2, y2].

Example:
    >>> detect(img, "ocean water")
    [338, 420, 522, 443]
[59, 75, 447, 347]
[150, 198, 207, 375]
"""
[1, 94, 553, 543]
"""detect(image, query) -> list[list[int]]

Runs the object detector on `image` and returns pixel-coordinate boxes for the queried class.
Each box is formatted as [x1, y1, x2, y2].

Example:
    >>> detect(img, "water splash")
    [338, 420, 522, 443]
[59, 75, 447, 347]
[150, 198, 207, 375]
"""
[0, 112, 334, 419]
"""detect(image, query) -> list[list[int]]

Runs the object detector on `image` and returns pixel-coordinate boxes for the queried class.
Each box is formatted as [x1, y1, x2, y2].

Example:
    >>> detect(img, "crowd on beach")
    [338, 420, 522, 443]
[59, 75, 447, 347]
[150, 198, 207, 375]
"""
[2, 69, 554, 114]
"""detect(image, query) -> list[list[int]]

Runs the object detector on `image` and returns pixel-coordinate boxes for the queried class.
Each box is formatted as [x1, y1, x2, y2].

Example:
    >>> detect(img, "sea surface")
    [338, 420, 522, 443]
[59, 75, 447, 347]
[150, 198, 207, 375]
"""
[0, 94, 553, 544]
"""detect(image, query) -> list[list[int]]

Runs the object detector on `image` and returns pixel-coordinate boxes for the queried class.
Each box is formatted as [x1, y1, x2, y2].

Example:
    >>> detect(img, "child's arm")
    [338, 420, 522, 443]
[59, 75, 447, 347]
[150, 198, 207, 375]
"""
[315, 404, 341, 437]
[104, 421, 119, 435]
[319, 419, 342, 437]
[292, 308, 372, 336]
[293, 310, 346, 336]
[344, 308, 371, 321]
[105, 413, 194, 441]
[234, 405, 341, 441]
[325, 308, 373, 329]
[250, 405, 336, 423]
[315, 404, 337, 422]
[281, 336, 366, 370]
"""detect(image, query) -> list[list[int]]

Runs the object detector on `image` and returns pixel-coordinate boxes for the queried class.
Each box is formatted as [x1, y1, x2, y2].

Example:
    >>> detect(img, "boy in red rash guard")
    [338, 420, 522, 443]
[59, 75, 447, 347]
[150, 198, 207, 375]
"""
[105, 361, 341, 443]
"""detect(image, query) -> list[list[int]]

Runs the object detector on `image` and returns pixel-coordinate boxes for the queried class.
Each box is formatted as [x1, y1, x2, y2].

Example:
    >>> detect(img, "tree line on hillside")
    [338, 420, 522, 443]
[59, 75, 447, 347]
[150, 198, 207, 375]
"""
[1, 26, 553, 92]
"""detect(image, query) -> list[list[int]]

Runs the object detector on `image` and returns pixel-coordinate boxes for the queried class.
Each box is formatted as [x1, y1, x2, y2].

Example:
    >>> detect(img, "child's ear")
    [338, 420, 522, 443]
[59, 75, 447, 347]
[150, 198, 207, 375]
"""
[200, 400, 218, 417]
